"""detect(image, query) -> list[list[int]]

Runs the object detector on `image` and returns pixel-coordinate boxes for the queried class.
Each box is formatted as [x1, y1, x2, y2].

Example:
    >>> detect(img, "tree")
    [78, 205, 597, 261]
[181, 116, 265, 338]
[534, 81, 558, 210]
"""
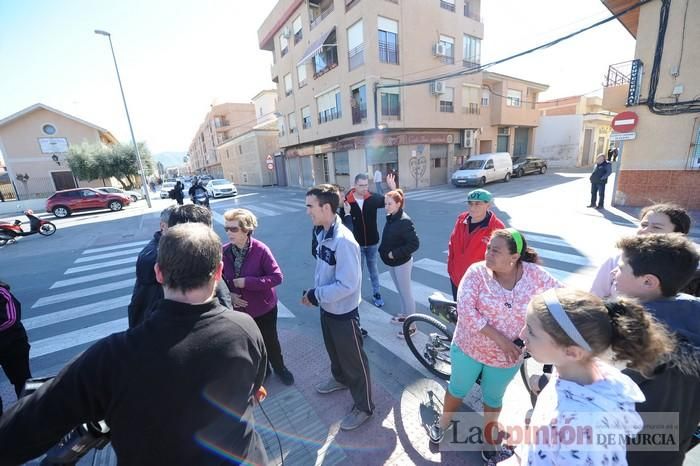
[66, 142, 154, 189]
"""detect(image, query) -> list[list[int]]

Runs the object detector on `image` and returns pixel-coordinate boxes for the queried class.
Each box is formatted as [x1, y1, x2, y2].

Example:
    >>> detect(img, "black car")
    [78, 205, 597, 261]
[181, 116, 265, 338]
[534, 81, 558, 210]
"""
[512, 156, 547, 178]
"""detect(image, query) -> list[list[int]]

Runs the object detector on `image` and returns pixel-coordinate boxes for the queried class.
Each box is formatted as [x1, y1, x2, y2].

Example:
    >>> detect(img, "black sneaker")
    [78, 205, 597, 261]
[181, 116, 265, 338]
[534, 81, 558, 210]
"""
[275, 367, 295, 386]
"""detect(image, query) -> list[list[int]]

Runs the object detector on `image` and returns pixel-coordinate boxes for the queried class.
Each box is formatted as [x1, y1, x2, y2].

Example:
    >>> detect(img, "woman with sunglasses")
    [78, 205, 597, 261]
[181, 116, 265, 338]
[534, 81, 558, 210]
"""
[222, 208, 294, 385]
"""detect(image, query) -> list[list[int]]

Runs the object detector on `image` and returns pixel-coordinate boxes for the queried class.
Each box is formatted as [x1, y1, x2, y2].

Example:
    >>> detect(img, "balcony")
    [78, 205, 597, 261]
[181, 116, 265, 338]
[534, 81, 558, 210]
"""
[605, 60, 634, 87]
[309, 0, 334, 30]
[348, 44, 364, 70]
[440, 0, 455, 12]
[379, 40, 399, 64]
[462, 103, 480, 115]
[463, 2, 480, 20]
[603, 60, 636, 113]
[351, 106, 367, 125]
[318, 107, 341, 124]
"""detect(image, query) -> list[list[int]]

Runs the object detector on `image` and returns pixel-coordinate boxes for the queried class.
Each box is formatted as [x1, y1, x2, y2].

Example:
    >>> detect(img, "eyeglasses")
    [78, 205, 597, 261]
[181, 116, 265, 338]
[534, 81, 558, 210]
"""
[224, 226, 242, 233]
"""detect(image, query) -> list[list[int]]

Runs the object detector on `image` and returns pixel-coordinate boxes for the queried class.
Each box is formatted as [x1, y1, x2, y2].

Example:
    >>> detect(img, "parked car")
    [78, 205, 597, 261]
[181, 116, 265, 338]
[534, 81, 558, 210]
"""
[46, 188, 131, 218]
[451, 152, 513, 187]
[512, 156, 548, 178]
[96, 186, 144, 202]
[205, 179, 238, 198]
[160, 181, 177, 199]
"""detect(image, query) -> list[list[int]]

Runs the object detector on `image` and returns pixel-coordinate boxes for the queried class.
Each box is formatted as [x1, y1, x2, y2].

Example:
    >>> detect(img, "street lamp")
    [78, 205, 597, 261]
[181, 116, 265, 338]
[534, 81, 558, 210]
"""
[94, 29, 152, 208]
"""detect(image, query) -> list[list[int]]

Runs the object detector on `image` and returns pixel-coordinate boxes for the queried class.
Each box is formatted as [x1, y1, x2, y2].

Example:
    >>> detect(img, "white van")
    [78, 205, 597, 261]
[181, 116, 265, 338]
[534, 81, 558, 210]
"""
[451, 152, 513, 187]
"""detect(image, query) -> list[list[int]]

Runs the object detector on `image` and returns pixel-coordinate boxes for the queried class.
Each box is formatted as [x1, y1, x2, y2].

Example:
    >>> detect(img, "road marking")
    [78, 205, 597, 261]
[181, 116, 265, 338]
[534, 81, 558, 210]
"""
[82, 241, 148, 254]
[276, 199, 304, 210]
[212, 210, 225, 226]
[537, 248, 591, 266]
[519, 233, 575, 249]
[32, 278, 136, 308]
[24, 295, 131, 330]
[244, 205, 281, 216]
[51, 267, 135, 289]
[74, 248, 143, 263]
[30, 318, 128, 359]
[379, 272, 450, 310]
[277, 302, 295, 318]
[414, 258, 448, 277]
[65, 256, 137, 274]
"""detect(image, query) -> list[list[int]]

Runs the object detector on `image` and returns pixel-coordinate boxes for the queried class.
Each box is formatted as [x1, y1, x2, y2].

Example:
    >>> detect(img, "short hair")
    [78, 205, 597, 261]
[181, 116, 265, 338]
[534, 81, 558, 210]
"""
[157, 223, 221, 292]
[617, 233, 700, 297]
[354, 173, 369, 184]
[639, 203, 691, 234]
[385, 189, 405, 209]
[306, 184, 339, 212]
[160, 206, 176, 224]
[223, 208, 258, 234]
[168, 204, 212, 227]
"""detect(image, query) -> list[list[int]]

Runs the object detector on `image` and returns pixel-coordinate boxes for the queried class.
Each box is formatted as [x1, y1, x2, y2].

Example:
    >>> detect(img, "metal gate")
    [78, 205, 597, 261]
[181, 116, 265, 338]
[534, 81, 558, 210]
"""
[514, 128, 529, 156]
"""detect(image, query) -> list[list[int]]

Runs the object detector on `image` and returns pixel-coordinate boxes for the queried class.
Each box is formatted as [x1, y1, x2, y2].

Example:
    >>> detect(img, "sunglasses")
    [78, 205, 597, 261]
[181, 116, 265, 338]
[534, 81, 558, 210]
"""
[224, 226, 242, 233]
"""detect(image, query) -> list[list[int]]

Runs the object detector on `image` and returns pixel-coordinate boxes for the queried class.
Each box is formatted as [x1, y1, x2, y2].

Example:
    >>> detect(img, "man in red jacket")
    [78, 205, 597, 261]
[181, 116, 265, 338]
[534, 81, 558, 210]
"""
[447, 189, 504, 300]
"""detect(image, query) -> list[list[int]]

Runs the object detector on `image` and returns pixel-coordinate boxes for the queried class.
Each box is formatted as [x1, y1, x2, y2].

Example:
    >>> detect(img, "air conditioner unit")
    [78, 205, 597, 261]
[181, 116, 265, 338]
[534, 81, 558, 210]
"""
[282, 26, 291, 38]
[462, 129, 475, 148]
[434, 42, 447, 57]
[431, 81, 446, 95]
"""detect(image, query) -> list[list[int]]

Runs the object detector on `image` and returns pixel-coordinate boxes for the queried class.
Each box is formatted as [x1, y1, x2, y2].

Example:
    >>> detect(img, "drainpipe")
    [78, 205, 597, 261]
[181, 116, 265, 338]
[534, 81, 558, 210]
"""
[373, 82, 379, 129]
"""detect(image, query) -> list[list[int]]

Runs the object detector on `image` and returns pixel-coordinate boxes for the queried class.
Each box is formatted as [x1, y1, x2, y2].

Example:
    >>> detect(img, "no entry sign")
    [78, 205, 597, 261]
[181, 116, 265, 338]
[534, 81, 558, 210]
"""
[611, 111, 639, 133]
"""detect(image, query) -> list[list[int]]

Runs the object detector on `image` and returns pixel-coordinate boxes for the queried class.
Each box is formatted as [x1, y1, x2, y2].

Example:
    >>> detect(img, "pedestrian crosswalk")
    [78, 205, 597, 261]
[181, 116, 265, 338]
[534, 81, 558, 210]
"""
[210, 195, 307, 222]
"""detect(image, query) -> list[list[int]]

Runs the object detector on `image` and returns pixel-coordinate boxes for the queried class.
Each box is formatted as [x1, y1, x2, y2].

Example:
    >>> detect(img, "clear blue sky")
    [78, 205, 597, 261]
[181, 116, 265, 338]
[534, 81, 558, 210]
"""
[0, 0, 635, 154]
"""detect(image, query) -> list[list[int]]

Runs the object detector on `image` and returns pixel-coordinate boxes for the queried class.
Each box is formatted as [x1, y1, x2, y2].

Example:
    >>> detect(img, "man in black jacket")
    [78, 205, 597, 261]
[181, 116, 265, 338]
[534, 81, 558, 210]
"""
[588, 154, 612, 210]
[128, 205, 232, 328]
[0, 223, 269, 466]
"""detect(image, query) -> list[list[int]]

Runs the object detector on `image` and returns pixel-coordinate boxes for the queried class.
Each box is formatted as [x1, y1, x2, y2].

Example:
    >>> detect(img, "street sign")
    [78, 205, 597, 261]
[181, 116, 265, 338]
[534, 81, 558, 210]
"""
[611, 111, 639, 133]
[266, 155, 273, 163]
[267, 163, 274, 171]
[266, 154, 274, 171]
[610, 131, 636, 141]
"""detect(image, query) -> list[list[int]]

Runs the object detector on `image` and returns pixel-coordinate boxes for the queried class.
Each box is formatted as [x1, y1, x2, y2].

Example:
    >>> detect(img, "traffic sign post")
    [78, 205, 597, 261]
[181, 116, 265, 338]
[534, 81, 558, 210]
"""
[266, 154, 274, 171]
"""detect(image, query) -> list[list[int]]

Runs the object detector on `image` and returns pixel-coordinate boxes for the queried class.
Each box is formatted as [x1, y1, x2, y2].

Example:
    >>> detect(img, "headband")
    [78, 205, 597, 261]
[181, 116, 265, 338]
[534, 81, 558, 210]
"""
[543, 289, 592, 352]
[506, 228, 523, 255]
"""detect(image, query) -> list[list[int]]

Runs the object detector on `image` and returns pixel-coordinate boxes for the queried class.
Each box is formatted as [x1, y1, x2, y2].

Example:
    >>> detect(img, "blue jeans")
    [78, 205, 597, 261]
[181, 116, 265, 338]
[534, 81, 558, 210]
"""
[375, 182, 383, 195]
[360, 244, 381, 295]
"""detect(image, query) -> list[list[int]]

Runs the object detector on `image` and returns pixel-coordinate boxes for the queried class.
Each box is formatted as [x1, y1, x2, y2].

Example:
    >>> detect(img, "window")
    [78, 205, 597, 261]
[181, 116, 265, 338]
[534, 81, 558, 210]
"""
[277, 117, 286, 136]
[279, 33, 289, 57]
[506, 89, 522, 107]
[347, 20, 364, 70]
[440, 0, 455, 12]
[481, 89, 490, 107]
[293, 16, 303, 44]
[297, 63, 307, 87]
[438, 34, 454, 64]
[334, 151, 349, 176]
[288, 112, 297, 134]
[309, 0, 334, 29]
[484, 159, 494, 169]
[42, 123, 57, 135]
[317, 88, 342, 124]
[463, 0, 478, 19]
[463, 34, 481, 69]
[302, 106, 312, 129]
[378, 17, 399, 64]
[462, 84, 480, 114]
[313, 30, 338, 77]
[284, 74, 293, 96]
[380, 80, 400, 118]
[351, 83, 367, 124]
[440, 87, 454, 112]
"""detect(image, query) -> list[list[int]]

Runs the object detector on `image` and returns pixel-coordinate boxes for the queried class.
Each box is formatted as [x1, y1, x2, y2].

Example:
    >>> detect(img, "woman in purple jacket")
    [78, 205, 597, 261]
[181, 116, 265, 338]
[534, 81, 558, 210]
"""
[222, 208, 294, 386]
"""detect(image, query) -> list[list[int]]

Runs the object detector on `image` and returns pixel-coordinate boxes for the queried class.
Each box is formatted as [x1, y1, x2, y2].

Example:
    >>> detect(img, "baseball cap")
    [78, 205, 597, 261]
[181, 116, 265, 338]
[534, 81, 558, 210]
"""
[467, 189, 493, 202]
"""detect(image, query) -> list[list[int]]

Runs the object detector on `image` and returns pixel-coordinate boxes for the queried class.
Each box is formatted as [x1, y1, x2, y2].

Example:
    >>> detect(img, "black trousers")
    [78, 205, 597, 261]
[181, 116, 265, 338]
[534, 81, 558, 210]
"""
[253, 305, 285, 372]
[590, 182, 606, 207]
[451, 281, 459, 301]
[320, 309, 374, 414]
[0, 330, 32, 415]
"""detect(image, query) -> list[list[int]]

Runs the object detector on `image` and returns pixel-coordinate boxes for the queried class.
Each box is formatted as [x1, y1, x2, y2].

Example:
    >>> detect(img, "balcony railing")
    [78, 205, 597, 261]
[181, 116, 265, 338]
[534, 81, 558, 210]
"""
[310, 3, 334, 30]
[439, 101, 454, 113]
[440, 55, 455, 65]
[379, 40, 399, 64]
[605, 60, 633, 87]
[440, 0, 456, 12]
[302, 118, 312, 129]
[318, 107, 341, 124]
[462, 103, 480, 114]
[462, 59, 480, 70]
[351, 106, 367, 125]
[313, 61, 338, 79]
[348, 44, 364, 70]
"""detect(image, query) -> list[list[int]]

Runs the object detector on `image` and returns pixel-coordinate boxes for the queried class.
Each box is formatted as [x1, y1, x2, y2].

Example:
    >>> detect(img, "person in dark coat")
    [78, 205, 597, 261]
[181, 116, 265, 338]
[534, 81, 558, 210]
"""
[0, 223, 269, 465]
[588, 154, 612, 210]
[0, 281, 31, 416]
[173, 181, 185, 205]
[378, 189, 419, 337]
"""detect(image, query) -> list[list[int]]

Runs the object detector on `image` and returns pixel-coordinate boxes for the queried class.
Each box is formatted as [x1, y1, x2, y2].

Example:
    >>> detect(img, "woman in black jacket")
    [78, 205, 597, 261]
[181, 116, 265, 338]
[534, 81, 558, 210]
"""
[0, 280, 31, 415]
[379, 189, 420, 337]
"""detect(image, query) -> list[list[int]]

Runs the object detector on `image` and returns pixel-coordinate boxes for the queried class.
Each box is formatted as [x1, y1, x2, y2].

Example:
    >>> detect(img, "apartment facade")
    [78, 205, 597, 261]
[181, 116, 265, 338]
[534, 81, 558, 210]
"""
[188, 103, 257, 178]
[535, 95, 614, 168]
[601, 0, 700, 208]
[0, 103, 118, 200]
[258, 0, 544, 189]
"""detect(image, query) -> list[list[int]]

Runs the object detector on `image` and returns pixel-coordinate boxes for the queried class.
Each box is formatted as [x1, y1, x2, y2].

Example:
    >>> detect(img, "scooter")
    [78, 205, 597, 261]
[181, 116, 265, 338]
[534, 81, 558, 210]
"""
[0, 211, 56, 245]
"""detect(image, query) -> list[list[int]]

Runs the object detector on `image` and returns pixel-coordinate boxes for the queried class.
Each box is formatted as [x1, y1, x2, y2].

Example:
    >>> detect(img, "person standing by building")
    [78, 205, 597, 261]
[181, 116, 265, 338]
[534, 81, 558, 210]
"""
[373, 168, 383, 195]
[222, 208, 295, 386]
[378, 189, 420, 337]
[447, 189, 504, 301]
[303, 184, 374, 431]
[345, 173, 397, 308]
[0, 280, 31, 416]
[588, 154, 612, 210]
[0, 223, 269, 465]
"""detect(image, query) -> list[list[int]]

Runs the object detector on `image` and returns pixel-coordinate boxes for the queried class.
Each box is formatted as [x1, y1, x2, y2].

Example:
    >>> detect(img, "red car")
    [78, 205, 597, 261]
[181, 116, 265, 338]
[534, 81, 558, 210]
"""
[46, 188, 131, 218]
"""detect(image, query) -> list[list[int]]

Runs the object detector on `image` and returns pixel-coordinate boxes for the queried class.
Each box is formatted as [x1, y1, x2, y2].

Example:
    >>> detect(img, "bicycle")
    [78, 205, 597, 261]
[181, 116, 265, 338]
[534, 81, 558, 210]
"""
[402, 292, 543, 406]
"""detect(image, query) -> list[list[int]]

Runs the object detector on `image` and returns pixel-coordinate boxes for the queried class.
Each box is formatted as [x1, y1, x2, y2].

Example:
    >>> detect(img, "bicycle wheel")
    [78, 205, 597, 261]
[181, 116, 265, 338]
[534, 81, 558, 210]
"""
[39, 222, 56, 236]
[403, 314, 453, 380]
[519, 355, 546, 407]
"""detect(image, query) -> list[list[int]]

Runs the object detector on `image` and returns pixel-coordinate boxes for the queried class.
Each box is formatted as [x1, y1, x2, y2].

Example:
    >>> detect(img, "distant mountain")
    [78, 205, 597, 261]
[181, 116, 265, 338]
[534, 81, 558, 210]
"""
[153, 152, 187, 168]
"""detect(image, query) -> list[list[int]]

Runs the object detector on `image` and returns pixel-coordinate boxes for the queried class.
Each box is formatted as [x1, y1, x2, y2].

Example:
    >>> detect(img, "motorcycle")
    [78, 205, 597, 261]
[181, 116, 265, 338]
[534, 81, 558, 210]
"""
[191, 190, 210, 209]
[0, 211, 56, 246]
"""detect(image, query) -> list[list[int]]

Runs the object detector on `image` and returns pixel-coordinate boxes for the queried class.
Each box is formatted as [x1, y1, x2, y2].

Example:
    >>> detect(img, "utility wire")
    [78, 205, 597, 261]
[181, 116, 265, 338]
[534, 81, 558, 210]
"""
[376, 0, 652, 90]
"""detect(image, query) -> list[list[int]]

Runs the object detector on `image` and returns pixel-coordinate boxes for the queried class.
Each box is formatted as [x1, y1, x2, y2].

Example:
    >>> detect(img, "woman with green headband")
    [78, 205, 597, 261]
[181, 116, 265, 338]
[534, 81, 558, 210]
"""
[429, 228, 561, 461]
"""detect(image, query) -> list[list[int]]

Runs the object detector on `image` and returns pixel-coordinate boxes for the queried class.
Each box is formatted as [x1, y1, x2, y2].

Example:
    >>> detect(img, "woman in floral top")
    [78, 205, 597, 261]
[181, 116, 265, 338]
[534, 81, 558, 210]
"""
[429, 228, 561, 462]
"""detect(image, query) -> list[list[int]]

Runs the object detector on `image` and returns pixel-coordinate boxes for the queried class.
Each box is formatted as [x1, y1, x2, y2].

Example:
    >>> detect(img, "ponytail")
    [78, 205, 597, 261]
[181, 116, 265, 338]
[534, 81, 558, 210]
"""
[605, 299, 675, 376]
